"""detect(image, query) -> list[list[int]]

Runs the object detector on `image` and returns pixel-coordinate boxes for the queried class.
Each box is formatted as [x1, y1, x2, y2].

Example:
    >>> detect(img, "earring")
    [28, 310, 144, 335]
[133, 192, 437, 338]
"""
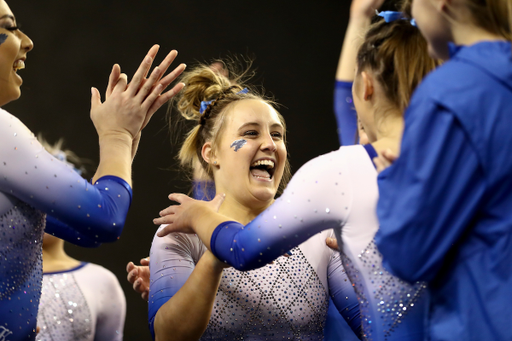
[213, 161, 217, 165]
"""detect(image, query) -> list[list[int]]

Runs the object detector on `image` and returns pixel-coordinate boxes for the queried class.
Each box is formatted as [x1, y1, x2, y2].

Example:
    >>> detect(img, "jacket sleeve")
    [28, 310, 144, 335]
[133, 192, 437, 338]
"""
[375, 98, 485, 283]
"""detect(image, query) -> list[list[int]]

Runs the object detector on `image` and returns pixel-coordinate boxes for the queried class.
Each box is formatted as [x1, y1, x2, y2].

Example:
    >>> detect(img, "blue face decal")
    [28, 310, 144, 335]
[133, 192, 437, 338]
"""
[230, 139, 247, 152]
[0, 34, 7, 47]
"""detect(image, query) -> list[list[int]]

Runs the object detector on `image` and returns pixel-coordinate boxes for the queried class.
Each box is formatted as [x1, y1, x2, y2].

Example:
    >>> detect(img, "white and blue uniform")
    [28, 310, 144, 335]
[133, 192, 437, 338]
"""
[203, 144, 429, 341]
[148, 181, 361, 340]
[37, 263, 126, 341]
[0, 109, 132, 341]
[376, 41, 512, 341]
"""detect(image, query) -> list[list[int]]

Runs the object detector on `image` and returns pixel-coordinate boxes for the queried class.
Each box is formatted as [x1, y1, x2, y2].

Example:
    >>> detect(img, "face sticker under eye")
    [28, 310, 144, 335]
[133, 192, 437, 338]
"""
[0, 34, 7, 47]
[230, 139, 247, 152]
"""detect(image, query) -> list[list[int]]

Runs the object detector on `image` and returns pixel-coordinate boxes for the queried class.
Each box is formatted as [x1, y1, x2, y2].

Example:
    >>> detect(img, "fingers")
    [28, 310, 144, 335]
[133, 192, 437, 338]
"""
[154, 214, 175, 226]
[156, 224, 175, 237]
[136, 66, 162, 102]
[382, 148, 398, 162]
[127, 45, 159, 96]
[152, 50, 179, 83]
[112, 73, 128, 95]
[157, 62, 186, 89]
[158, 204, 177, 218]
[126, 261, 135, 273]
[90, 87, 102, 111]
[141, 291, 149, 301]
[106, 64, 121, 100]
[168, 192, 191, 204]
[211, 193, 226, 212]
[326, 237, 339, 251]
[133, 277, 144, 293]
[144, 82, 185, 120]
[140, 257, 150, 266]
[139, 59, 185, 108]
[127, 266, 139, 284]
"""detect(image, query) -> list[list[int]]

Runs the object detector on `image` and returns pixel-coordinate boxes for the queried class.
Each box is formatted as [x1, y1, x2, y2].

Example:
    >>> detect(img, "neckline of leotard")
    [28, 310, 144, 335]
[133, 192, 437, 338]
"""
[362, 144, 377, 169]
[43, 262, 88, 275]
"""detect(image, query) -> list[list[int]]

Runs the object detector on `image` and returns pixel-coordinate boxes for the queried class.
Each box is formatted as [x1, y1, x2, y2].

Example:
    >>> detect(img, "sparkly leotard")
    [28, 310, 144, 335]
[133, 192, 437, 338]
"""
[0, 109, 132, 341]
[37, 263, 126, 341]
[148, 228, 361, 340]
[207, 145, 429, 341]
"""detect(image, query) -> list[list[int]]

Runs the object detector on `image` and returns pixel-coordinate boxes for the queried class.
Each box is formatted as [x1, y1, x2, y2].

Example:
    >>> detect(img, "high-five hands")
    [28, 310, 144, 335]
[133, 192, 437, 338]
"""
[90, 45, 186, 141]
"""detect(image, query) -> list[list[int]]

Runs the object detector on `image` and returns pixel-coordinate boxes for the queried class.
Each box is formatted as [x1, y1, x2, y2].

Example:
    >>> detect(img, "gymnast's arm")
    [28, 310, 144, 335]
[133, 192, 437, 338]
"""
[0, 110, 132, 243]
[156, 149, 353, 271]
[334, 0, 383, 146]
[327, 250, 362, 339]
[45, 215, 101, 248]
[149, 232, 225, 341]
[375, 98, 485, 283]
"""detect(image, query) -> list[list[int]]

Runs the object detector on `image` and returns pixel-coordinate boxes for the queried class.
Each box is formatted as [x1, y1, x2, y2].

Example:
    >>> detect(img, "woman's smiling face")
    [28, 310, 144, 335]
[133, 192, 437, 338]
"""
[0, 0, 33, 106]
[206, 99, 287, 207]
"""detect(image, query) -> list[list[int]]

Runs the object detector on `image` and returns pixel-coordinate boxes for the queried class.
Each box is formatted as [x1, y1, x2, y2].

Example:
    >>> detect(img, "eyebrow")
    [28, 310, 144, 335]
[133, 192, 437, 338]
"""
[0, 15, 15, 21]
[238, 122, 284, 130]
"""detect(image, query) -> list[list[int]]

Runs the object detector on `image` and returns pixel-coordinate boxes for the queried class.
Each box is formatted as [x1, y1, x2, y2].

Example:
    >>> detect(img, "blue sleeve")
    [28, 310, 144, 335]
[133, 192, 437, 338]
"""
[43, 175, 132, 246]
[148, 233, 202, 340]
[209, 148, 353, 270]
[43, 175, 132, 243]
[0, 111, 133, 244]
[334, 81, 358, 146]
[327, 251, 362, 339]
[375, 98, 485, 283]
[45, 215, 100, 248]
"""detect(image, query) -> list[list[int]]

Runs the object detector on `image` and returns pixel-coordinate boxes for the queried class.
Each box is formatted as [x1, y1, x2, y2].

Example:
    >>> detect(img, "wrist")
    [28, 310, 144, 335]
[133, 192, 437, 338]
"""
[347, 16, 371, 28]
[203, 251, 229, 271]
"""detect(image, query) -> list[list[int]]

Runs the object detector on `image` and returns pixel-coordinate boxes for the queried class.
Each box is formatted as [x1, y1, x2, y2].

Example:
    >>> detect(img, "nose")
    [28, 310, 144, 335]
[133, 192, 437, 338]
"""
[261, 133, 277, 152]
[19, 31, 34, 53]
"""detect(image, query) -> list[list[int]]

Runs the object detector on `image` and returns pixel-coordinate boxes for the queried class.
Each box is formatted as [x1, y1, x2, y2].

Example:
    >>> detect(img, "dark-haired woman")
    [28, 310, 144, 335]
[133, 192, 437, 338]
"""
[0, 1, 184, 339]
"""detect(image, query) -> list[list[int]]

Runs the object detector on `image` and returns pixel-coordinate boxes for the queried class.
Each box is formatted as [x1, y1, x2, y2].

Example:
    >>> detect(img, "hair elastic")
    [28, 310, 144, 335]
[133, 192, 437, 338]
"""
[376, 11, 417, 26]
[199, 88, 249, 115]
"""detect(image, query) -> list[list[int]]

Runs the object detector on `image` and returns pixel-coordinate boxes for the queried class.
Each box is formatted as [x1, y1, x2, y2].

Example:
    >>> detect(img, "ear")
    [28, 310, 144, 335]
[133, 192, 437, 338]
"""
[201, 142, 216, 165]
[432, 0, 449, 12]
[361, 71, 374, 101]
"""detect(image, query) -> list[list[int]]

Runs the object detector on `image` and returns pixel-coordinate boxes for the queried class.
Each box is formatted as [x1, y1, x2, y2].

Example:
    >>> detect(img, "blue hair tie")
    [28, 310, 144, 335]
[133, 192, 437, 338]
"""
[376, 11, 417, 27]
[200, 87, 249, 115]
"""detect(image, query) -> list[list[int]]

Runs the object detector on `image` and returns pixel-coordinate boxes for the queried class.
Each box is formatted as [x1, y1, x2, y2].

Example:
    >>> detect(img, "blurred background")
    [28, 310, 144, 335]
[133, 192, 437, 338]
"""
[6, 1, 395, 339]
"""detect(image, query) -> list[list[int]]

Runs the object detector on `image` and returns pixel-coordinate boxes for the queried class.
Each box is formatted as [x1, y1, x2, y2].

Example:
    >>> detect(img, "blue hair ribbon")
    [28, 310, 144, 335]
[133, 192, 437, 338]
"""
[376, 11, 417, 27]
[200, 88, 249, 115]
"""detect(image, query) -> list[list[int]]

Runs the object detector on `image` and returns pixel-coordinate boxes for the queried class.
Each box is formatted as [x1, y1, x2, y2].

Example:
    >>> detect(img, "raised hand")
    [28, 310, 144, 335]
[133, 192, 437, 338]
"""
[154, 193, 225, 238]
[90, 45, 185, 141]
[350, 0, 386, 20]
[126, 257, 150, 301]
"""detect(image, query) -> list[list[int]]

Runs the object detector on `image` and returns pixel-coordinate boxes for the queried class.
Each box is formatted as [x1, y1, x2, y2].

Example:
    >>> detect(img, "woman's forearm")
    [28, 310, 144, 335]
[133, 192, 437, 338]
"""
[336, 17, 371, 81]
[154, 251, 225, 341]
[92, 132, 133, 186]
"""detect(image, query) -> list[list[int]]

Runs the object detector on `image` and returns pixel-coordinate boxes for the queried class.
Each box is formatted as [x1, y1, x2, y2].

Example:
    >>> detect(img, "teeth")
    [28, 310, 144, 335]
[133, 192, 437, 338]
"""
[251, 160, 275, 168]
[13, 60, 25, 71]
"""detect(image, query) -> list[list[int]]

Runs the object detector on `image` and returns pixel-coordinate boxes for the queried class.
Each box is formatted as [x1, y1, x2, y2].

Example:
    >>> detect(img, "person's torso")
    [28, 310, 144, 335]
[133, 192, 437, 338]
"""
[0, 197, 46, 341]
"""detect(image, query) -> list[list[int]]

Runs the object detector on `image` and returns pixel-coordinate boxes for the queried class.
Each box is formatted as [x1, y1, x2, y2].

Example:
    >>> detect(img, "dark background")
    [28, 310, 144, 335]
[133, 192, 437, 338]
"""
[5, 1, 393, 339]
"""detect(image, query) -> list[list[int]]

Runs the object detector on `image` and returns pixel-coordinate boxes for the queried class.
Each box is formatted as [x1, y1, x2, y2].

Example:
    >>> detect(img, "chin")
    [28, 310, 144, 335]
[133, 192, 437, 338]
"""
[251, 188, 277, 203]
